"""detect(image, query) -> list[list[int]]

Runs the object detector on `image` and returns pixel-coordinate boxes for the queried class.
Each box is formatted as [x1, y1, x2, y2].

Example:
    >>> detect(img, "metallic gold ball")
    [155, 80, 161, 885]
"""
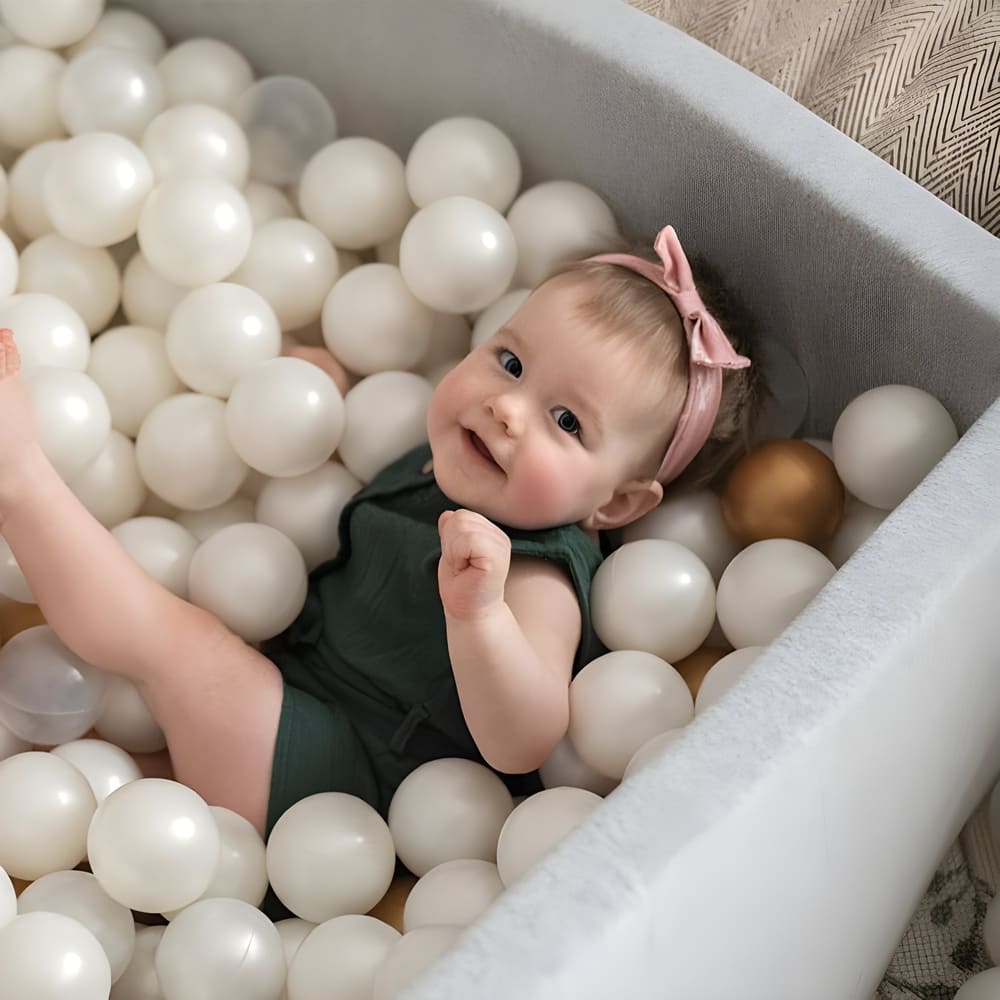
[720, 439, 845, 548]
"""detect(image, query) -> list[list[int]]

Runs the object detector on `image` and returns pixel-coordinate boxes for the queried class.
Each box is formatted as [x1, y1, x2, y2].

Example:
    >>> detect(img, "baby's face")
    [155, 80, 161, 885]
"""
[427, 275, 670, 531]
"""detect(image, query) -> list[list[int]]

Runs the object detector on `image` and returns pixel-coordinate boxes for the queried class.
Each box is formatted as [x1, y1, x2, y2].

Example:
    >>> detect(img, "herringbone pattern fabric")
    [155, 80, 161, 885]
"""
[629, 0, 1000, 235]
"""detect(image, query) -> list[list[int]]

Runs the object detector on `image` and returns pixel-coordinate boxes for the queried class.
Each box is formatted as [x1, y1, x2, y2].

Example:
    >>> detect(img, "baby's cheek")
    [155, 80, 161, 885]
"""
[516, 452, 580, 520]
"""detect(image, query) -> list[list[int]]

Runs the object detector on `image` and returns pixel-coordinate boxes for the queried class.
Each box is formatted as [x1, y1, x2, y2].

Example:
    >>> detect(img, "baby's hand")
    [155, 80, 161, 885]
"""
[437, 508, 511, 621]
[0, 330, 38, 466]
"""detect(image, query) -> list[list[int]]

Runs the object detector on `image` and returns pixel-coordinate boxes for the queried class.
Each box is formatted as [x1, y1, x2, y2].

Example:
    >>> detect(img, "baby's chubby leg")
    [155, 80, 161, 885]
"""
[0, 330, 282, 832]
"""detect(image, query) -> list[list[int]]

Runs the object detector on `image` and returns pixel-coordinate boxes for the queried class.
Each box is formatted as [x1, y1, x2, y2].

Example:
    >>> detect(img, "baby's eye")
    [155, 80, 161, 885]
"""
[498, 349, 523, 378]
[553, 407, 581, 437]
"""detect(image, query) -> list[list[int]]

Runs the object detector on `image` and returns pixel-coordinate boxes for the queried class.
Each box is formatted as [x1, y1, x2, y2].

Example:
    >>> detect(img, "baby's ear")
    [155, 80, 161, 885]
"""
[582, 479, 663, 532]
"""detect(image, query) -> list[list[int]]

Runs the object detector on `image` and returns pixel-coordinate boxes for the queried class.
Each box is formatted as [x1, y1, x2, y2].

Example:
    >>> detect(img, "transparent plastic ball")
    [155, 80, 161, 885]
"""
[43, 131, 154, 247]
[187, 522, 308, 643]
[0, 751, 97, 878]
[233, 74, 338, 186]
[18, 869, 136, 983]
[266, 792, 396, 923]
[166, 282, 281, 397]
[398, 195, 518, 313]
[0, 292, 90, 373]
[134, 393, 249, 511]
[0, 625, 108, 744]
[225, 356, 345, 477]
[58, 47, 164, 140]
[137, 176, 252, 287]
[142, 102, 250, 186]
[87, 777, 220, 914]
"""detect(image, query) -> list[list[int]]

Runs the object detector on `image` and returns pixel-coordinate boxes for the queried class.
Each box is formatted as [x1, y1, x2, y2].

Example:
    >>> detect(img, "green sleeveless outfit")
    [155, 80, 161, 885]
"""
[261, 442, 606, 837]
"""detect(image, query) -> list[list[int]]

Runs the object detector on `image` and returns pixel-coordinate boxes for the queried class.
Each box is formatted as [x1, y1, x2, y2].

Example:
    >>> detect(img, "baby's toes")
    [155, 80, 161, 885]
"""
[0, 329, 19, 378]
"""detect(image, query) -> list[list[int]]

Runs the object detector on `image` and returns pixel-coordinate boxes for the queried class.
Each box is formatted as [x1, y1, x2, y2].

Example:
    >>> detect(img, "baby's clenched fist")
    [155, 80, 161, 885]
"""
[437, 508, 511, 621]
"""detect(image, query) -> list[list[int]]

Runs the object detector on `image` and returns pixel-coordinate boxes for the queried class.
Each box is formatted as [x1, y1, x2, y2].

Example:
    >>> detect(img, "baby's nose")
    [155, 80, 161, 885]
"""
[487, 392, 525, 435]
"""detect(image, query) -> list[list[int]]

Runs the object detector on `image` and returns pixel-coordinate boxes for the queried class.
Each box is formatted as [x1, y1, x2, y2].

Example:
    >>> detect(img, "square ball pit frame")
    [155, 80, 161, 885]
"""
[126, 1, 1000, 997]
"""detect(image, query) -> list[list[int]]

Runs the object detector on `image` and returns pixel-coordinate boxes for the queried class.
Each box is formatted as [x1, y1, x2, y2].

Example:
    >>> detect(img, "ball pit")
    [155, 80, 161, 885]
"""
[0, 0, 997, 998]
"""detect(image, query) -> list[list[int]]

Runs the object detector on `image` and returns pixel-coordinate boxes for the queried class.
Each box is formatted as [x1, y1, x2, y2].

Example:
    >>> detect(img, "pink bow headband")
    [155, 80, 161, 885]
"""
[587, 225, 751, 485]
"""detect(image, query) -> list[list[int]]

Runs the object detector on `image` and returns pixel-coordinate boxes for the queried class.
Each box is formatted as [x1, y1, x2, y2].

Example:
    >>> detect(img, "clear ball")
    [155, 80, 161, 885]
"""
[0, 624, 108, 744]
[233, 75, 338, 186]
[266, 792, 396, 923]
[187, 522, 308, 643]
[87, 777, 220, 913]
[398, 195, 518, 313]
[389, 758, 514, 876]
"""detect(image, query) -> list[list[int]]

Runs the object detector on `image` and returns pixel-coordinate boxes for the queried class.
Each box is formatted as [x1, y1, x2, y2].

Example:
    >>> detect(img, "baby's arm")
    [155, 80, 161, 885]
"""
[437, 509, 581, 773]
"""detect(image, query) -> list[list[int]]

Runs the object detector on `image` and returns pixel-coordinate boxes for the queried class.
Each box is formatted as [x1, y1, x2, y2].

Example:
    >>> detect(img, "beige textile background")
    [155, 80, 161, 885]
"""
[627, 0, 1000, 235]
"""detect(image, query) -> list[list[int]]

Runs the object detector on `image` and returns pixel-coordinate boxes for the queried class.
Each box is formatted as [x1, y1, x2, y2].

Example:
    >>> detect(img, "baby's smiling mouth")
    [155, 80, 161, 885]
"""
[466, 428, 502, 471]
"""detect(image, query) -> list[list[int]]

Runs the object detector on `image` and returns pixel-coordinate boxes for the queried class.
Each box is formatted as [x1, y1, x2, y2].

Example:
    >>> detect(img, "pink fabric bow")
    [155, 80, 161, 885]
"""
[588, 225, 751, 485]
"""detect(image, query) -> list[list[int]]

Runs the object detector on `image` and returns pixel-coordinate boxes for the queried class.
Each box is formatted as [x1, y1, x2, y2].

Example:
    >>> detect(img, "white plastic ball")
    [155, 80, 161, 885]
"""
[44, 131, 153, 247]
[158, 37, 253, 108]
[187, 522, 308, 643]
[398, 195, 517, 313]
[175, 496, 255, 541]
[59, 47, 164, 140]
[0, 45, 66, 150]
[0, 866, 13, 929]
[538, 734, 618, 796]
[243, 181, 296, 227]
[233, 75, 338, 186]
[120, 253, 187, 331]
[716, 539, 836, 648]
[111, 516, 198, 598]
[17, 233, 120, 333]
[0, 163, 7, 220]
[93, 674, 165, 754]
[622, 729, 684, 780]
[824, 498, 890, 568]
[954, 968, 1000, 1000]
[155, 898, 285, 1000]
[87, 778, 220, 913]
[266, 792, 396, 923]
[69, 430, 147, 528]
[694, 646, 764, 713]
[406, 116, 521, 212]
[17, 870, 136, 983]
[225, 356, 344, 476]
[590, 539, 717, 662]
[135, 393, 249, 510]
[0, 910, 111, 999]
[8, 140, 63, 240]
[230, 218, 340, 331]
[0, 291, 90, 372]
[338, 370, 433, 484]
[0, 625, 109, 744]
[403, 859, 504, 932]
[87, 325, 182, 437]
[65, 8, 166, 63]
[388, 758, 514, 876]
[165, 806, 268, 917]
[415, 311, 472, 375]
[108, 924, 164, 1000]
[622, 489, 743, 583]
[142, 102, 249, 186]
[0, 751, 96, 878]
[285, 914, 399, 1000]
[506, 180, 619, 287]
[254, 461, 361, 571]
[138, 176, 252, 287]
[51, 738, 141, 804]
[372, 924, 462, 1000]
[495, 786, 602, 887]
[0, 539, 32, 602]
[166, 282, 281, 397]
[275, 919, 314, 1000]
[0, 0, 104, 48]
[0, 228, 17, 298]
[568, 650, 694, 780]
[321, 263, 434, 374]
[470, 287, 531, 349]
[832, 385, 959, 510]
[298, 137, 413, 250]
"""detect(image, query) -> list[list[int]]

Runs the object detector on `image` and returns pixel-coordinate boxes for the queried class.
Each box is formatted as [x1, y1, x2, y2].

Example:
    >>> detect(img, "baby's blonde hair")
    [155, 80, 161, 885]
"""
[551, 240, 764, 492]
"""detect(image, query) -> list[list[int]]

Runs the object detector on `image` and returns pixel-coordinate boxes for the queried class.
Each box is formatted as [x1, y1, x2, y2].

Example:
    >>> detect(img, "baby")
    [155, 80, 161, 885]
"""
[0, 225, 757, 846]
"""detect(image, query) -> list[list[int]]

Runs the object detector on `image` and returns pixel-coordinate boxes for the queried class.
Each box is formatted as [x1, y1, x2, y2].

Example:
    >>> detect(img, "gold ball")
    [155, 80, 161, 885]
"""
[721, 439, 845, 547]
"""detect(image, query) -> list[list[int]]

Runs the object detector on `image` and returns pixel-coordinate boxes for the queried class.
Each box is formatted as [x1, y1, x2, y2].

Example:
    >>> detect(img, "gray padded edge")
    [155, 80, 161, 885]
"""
[124, 0, 1000, 434]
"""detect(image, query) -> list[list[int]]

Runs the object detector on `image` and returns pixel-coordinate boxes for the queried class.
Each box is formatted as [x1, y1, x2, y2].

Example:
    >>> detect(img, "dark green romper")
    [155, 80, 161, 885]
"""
[260, 442, 606, 835]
